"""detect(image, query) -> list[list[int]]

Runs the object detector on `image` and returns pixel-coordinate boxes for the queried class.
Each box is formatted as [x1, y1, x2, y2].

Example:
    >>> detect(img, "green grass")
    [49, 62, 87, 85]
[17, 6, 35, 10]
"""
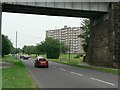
[30, 54, 37, 59]
[0, 56, 2, 89]
[49, 59, 119, 75]
[59, 54, 83, 60]
[24, 54, 119, 75]
[2, 56, 38, 88]
[30, 54, 46, 59]
[40, 54, 46, 58]
[0, 69, 1, 90]
[42, 53, 83, 63]
[46, 54, 119, 75]
[48, 54, 83, 64]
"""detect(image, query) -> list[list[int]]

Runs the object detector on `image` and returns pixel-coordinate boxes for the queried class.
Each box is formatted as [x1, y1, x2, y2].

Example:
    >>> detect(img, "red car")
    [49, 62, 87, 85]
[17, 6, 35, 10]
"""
[34, 57, 49, 68]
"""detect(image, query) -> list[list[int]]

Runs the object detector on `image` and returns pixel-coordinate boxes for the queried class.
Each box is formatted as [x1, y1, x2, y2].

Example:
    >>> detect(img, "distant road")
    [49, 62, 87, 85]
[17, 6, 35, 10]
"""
[21, 59, 118, 88]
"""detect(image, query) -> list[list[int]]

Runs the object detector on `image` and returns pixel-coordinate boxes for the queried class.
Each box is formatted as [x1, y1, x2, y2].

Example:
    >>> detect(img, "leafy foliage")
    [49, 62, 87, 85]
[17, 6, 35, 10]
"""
[22, 45, 36, 55]
[78, 19, 90, 53]
[36, 41, 46, 55]
[21, 37, 68, 58]
[2, 35, 13, 56]
[44, 37, 60, 59]
[60, 42, 68, 54]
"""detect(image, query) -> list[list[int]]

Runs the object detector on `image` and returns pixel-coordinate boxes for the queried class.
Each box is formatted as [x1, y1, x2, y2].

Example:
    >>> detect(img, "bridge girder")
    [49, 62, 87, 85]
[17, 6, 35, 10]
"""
[2, 3, 107, 19]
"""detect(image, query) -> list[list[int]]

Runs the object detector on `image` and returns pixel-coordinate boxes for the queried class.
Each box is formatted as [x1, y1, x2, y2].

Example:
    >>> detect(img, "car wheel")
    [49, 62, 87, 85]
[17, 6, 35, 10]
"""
[46, 66, 48, 68]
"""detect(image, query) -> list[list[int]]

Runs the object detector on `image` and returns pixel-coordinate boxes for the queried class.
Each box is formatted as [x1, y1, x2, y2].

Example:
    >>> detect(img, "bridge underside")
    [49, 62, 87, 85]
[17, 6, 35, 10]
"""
[2, 3, 106, 19]
[0, 2, 120, 68]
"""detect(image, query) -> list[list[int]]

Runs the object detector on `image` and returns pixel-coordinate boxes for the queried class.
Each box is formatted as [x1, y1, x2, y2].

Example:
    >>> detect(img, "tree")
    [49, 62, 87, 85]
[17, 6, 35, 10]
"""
[17, 48, 22, 54]
[22, 45, 27, 54]
[78, 19, 90, 61]
[44, 37, 60, 59]
[22, 45, 36, 55]
[2, 35, 13, 57]
[78, 19, 90, 52]
[36, 41, 46, 55]
[10, 46, 16, 54]
[33, 46, 39, 56]
[60, 42, 68, 54]
[21, 37, 68, 59]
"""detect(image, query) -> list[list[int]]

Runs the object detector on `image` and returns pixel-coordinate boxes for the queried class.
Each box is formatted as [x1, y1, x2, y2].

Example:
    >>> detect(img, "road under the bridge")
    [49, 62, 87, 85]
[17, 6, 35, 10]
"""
[21, 59, 118, 88]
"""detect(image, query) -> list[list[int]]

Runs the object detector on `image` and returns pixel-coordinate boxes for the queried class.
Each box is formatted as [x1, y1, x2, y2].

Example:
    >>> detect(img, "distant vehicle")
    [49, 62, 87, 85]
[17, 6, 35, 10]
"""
[23, 55, 31, 60]
[34, 56, 49, 68]
[20, 55, 24, 59]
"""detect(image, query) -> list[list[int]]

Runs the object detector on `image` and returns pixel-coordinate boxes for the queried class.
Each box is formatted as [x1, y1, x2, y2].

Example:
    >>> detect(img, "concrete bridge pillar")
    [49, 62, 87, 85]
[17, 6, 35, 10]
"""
[0, 2, 2, 90]
[86, 2, 120, 68]
[112, 2, 120, 68]
[0, 2, 2, 57]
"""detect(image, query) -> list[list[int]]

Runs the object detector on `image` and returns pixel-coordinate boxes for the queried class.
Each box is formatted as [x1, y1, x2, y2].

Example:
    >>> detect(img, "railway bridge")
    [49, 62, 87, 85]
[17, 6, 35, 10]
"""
[0, 0, 120, 68]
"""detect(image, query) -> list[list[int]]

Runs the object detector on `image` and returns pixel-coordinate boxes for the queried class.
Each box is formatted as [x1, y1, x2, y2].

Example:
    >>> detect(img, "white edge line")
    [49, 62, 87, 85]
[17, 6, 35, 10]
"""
[70, 72, 83, 76]
[90, 77, 115, 86]
[59, 68, 67, 71]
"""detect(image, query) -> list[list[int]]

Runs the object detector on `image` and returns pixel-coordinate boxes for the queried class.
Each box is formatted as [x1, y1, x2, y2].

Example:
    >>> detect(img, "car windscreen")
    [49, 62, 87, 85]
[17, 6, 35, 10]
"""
[39, 58, 46, 61]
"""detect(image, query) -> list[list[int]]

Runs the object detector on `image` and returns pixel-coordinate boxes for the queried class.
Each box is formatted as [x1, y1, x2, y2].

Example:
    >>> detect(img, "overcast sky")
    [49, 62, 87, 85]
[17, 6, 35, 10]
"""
[2, 12, 83, 49]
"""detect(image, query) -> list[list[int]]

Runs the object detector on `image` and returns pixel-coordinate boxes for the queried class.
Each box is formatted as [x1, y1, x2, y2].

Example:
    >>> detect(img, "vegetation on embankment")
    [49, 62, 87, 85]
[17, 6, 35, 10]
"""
[44, 54, 119, 75]
[2, 56, 38, 88]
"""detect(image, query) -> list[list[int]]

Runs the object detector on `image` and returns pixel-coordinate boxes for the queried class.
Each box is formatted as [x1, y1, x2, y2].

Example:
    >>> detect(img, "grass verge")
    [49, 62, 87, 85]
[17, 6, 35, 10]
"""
[48, 59, 120, 75]
[2, 56, 38, 88]
[25, 54, 119, 75]
[0, 68, 1, 89]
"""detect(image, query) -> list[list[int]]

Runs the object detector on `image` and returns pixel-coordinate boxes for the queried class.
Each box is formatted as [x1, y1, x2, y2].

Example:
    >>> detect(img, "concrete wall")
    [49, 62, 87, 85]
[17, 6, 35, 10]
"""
[0, 3, 2, 57]
[86, 2, 120, 68]
[112, 2, 120, 68]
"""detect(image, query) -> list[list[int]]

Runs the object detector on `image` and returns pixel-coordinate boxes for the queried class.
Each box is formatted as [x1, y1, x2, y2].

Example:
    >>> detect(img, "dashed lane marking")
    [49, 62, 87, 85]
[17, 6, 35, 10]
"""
[90, 77, 115, 86]
[54, 66, 115, 86]
[70, 72, 83, 76]
[59, 68, 67, 71]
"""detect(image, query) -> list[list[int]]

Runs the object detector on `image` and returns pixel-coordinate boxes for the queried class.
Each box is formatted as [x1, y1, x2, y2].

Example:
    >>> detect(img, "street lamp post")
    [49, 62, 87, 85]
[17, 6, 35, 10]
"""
[68, 40, 71, 60]
[59, 30, 62, 62]
[16, 31, 17, 59]
[59, 40, 61, 61]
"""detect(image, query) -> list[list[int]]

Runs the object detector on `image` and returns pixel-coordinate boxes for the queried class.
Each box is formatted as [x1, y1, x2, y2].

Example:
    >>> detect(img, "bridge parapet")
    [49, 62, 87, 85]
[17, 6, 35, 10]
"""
[1, 1, 110, 12]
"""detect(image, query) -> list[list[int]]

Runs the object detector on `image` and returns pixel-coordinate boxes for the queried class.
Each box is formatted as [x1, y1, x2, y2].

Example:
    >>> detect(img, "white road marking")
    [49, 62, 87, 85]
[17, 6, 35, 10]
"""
[70, 72, 83, 76]
[90, 77, 115, 86]
[59, 68, 67, 71]
[54, 66, 115, 86]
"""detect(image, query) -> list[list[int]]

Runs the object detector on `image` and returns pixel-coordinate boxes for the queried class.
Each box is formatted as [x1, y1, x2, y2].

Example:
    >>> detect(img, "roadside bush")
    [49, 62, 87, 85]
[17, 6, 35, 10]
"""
[74, 54, 83, 58]
[47, 51, 60, 59]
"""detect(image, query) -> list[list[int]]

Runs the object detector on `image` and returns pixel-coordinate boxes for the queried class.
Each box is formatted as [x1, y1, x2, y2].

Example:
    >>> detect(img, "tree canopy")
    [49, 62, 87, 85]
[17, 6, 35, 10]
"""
[43, 37, 60, 59]
[21, 37, 68, 58]
[2, 35, 13, 56]
[78, 19, 90, 53]
[22, 45, 36, 55]
[60, 41, 68, 54]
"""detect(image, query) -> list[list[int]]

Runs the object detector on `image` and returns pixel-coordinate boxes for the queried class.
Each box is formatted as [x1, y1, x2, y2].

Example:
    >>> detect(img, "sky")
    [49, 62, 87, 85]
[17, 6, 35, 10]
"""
[2, 12, 83, 49]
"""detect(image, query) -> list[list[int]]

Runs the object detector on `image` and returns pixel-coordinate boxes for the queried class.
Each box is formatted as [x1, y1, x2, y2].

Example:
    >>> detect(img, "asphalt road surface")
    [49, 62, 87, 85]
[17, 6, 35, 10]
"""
[21, 59, 118, 88]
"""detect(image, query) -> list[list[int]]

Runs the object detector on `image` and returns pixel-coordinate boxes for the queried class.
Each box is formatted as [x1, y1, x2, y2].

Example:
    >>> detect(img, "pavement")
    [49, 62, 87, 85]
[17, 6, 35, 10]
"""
[21, 59, 118, 88]
[0, 61, 13, 69]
